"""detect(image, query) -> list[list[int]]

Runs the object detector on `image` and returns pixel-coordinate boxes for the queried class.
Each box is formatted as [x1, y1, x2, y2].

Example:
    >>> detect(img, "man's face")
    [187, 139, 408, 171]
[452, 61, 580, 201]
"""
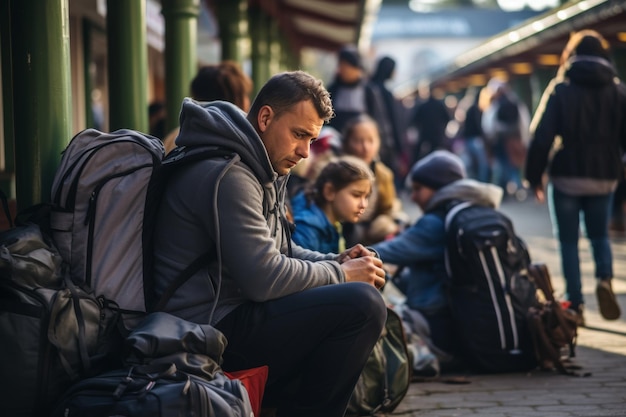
[411, 181, 435, 211]
[337, 61, 362, 83]
[257, 100, 324, 176]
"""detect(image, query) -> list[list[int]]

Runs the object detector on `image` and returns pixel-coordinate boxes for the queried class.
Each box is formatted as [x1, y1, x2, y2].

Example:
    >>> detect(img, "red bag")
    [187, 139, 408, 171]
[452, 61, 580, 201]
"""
[225, 365, 269, 416]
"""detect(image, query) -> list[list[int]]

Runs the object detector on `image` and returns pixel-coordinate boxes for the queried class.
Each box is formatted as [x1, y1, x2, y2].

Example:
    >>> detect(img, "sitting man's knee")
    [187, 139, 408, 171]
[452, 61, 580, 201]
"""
[348, 282, 387, 329]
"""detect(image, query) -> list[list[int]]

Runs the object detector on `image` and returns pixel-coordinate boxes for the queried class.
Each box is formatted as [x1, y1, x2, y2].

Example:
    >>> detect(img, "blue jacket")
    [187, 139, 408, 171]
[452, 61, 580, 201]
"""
[291, 191, 340, 254]
[371, 179, 502, 314]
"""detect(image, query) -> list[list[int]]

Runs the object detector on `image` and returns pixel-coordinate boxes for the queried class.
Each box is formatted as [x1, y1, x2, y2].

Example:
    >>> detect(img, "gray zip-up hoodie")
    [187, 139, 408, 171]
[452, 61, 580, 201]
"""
[153, 98, 344, 325]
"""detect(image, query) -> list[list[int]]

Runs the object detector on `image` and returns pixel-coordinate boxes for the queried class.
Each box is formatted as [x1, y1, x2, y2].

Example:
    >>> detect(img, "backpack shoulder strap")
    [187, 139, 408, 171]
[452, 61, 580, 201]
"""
[163, 145, 237, 168]
[150, 145, 240, 314]
[151, 252, 212, 312]
[442, 200, 472, 231]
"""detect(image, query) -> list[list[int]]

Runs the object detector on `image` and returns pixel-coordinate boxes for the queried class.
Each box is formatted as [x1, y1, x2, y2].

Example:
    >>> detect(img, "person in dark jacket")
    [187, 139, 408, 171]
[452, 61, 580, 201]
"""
[153, 71, 387, 417]
[326, 45, 372, 134]
[525, 29, 626, 324]
[409, 86, 451, 164]
[371, 150, 503, 368]
[369, 56, 406, 182]
[458, 87, 491, 183]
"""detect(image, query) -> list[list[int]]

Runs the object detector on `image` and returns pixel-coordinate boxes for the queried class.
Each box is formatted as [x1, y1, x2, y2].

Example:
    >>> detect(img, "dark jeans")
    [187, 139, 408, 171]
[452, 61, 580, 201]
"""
[548, 185, 614, 309]
[214, 282, 387, 417]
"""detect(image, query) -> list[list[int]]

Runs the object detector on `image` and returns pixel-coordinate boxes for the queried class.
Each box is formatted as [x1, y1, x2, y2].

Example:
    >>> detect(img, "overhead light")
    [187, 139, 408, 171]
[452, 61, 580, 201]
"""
[556, 10, 569, 20]
[468, 74, 488, 86]
[508, 31, 521, 42]
[617, 32, 626, 43]
[537, 54, 560, 66]
[532, 21, 545, 31]
[408, 0, 439, 12]
[489, 68, 508, 80]
[510, 62, 533, 75]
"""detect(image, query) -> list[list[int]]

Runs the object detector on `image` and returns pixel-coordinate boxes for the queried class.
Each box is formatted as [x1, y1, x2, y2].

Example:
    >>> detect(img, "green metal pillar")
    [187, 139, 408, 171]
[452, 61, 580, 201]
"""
[279, 34, 299, 71]
[268, 18, 281, 77]
[9, 0, 71, 209]
[249, 5, 270, 95]
[509, 75, 533, 116]
[613, 46, 626, 80]
[107, 0, 148, 132]
[529, 67, 557, 113]
[162, 0, 200, 133]
[83, 19, 94, 128]
[0, 0, 16, 196]
[216, 0, 245, 62]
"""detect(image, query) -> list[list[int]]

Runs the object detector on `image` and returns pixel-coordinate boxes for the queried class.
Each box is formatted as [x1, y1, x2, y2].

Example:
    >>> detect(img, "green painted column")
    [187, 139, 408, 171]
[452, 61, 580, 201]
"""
[249, 5, 270, 95]
[162, 0, 200, 133]
[107, 0, 148, 132]
[529, 67, 557, 113]
[279, 34, 299, 71]
[217, 0, 245, 63]
[83, 19, 94, 128]
[613, 46, 626, 80]
[268, 18, 281, 77]
[9, 0, 71, 209]
[510, 75, 533, 116]
[1, 0, 16, 196]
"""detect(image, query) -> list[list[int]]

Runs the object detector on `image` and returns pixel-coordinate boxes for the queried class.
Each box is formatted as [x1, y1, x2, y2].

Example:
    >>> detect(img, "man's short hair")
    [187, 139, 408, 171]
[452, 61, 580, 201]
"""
[248, 71, 334, 124]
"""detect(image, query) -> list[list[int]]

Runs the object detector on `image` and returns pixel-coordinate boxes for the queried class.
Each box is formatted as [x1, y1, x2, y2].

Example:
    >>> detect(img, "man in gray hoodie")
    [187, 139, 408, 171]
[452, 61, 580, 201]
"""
[153, 71, 387, 417]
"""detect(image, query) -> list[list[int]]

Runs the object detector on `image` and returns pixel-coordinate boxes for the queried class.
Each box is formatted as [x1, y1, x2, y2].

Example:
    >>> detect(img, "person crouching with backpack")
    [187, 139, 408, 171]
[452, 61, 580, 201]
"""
[371, 150, 503, 371]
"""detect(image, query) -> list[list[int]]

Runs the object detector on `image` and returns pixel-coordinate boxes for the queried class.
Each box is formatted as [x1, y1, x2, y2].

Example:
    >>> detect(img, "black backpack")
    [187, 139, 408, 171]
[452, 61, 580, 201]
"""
[443, 202, 538, 373]
[49, 312, 254, 417]
[0, 217, 124, 417]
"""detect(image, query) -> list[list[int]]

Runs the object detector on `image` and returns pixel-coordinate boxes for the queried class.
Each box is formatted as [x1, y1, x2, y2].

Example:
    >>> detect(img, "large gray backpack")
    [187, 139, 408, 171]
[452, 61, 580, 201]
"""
[50, 129, 165, 326]
[49, 128, 236, 327]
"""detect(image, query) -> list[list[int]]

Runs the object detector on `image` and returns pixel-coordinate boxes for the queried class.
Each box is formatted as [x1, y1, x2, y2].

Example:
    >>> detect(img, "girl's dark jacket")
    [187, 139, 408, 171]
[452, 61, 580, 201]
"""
[525, 56, 626, 188]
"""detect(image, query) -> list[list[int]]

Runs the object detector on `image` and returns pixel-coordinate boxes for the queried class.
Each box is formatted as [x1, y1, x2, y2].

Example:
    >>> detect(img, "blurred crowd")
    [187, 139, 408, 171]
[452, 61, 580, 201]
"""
[286, 44, 540, 252]
[147, 36, 626, 253]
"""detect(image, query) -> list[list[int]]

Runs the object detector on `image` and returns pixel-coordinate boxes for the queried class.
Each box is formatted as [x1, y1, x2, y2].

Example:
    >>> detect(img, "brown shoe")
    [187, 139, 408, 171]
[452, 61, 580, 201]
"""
[572, 305, 585, 327]
[596, 280, 621, 320]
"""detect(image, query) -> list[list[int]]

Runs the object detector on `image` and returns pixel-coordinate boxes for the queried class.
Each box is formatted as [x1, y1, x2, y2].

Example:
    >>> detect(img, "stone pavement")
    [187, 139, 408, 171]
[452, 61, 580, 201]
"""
[389, 196, 626, 417]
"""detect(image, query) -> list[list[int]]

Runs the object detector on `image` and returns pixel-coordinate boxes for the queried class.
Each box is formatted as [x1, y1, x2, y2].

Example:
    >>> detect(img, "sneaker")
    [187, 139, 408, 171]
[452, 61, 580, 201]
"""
[596, 280, 621, 320]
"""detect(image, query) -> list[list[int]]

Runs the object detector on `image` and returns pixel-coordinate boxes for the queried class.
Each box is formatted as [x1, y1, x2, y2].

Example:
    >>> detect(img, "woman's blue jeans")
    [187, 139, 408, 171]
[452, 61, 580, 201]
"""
[548, 184, 614, 309]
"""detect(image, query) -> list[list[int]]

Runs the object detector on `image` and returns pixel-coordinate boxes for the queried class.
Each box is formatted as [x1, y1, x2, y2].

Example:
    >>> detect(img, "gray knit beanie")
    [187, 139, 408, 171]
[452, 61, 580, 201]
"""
[410, 150, 466, 190]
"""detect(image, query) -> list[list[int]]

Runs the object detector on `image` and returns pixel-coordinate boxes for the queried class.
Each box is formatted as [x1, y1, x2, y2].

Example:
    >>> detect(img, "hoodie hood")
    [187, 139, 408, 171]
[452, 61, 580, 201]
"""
[565, 55, 617, 88]
[176, 98, 276, 183]
[372, 56, 396, 83]
[425, 178, 503, 212]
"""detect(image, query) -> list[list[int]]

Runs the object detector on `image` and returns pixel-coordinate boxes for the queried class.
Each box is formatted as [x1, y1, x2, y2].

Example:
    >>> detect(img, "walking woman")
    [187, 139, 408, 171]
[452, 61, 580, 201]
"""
[525, 29, 626, 324]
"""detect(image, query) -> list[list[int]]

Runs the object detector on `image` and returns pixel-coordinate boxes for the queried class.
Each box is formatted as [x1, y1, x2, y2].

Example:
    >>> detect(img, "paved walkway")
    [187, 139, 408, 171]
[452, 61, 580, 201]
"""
[390, 195, 626, 417]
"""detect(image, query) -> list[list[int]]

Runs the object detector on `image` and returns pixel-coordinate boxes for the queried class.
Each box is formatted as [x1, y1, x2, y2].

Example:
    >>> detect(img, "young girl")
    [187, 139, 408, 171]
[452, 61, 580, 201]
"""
[290, 156, 374, 253]
[341, 114, 407, 246]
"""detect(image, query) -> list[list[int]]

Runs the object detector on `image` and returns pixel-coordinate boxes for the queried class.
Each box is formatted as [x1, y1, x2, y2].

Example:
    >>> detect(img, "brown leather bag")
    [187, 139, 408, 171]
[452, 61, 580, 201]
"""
[527, 263, 583, 375]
